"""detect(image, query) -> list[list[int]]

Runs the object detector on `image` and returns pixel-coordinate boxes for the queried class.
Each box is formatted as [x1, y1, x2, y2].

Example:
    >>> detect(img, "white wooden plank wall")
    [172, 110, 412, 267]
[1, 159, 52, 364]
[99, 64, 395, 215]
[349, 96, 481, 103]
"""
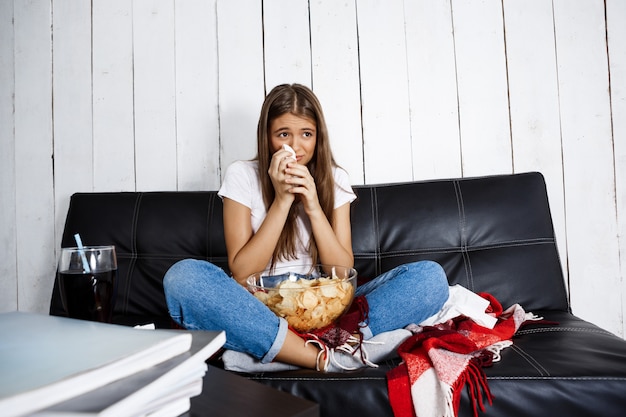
[12, 0, 56, 312]
[503, 0, 567, 277]
[217, 0, 265, 169]
[92, 0, 135, 192]
[358, 0, 413, 183]
[405, 0, 461, 180]
[52, 0, 93, 253]
[0, 0, 17, 311]
[133, 0, 178, 191]
[0, 0, 624, 338]
[553, 0, 621, 335]
[175, 0, 220, 191]
[310, 0, 364, 183]
[606, 0, 626, 338]
[263, 0, 312, 89]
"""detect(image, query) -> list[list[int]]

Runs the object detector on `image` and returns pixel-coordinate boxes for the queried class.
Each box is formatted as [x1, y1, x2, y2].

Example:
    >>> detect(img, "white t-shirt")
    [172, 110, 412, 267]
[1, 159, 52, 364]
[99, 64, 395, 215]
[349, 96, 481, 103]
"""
[218, 160, 356, 271]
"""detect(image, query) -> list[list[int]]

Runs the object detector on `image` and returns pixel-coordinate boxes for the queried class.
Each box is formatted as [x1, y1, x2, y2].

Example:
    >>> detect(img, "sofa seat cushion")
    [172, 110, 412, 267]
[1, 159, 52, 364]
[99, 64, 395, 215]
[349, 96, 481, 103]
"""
[247, 311, 626, 417]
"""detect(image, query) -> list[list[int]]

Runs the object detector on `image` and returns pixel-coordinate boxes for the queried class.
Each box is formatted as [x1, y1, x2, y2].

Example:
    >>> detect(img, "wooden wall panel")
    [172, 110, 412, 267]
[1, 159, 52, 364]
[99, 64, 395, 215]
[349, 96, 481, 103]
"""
[452, 0, 512, 176]
[263, 0, 312, 89]
[404, 0, 462, 180]
[133, 0, 177, 191]
[52, 0, 93, 248]
[503, 0, 567, 273]
[216, 0, 265, 171]
[357, 0, 412, 184]
[13, 0, 56, 312]
[92, 0, 136, 192]
[309, 0, 364, 184]
[175, 0, 221, 191]
[554, 0, 621, 333]
[0, 0, 17, 312]
[606, 0, 626, 337]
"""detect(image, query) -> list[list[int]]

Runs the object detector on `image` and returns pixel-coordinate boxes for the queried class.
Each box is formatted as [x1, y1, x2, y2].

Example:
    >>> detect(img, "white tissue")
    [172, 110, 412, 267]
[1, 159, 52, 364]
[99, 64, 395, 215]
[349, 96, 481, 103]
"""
[282, 144, 296, 159]
[419, 284, 498, 329]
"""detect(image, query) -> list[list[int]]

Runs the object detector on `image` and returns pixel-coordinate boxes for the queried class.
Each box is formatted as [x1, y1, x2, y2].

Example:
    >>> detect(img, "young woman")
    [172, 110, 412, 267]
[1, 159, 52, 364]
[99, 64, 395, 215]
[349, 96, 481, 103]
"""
[163, 83, 449, 372]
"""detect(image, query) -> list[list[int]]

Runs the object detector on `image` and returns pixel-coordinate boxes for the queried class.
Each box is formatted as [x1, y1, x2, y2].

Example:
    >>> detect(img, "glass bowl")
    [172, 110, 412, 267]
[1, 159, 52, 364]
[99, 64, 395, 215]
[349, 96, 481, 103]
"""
[246, 264, 357, 332]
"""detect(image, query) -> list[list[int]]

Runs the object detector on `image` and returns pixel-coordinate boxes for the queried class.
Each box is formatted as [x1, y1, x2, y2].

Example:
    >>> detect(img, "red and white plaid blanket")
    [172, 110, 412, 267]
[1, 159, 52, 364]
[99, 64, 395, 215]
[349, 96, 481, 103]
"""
[386, 293, 527, 417]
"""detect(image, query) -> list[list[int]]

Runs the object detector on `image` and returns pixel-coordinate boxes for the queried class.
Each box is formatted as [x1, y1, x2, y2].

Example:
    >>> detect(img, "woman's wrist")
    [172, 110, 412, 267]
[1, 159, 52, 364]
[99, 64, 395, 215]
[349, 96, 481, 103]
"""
[271, 195, 294, 213]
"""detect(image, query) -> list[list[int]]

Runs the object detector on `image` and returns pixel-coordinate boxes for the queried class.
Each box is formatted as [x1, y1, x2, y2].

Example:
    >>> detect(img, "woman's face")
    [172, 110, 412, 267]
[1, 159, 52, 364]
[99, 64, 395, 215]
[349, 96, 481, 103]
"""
[269, 113, 317, 166]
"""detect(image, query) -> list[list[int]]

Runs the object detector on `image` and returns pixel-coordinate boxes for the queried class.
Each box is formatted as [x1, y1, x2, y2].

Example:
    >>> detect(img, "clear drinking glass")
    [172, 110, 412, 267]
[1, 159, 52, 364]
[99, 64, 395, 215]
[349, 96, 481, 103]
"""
[57, 245, 118, 323]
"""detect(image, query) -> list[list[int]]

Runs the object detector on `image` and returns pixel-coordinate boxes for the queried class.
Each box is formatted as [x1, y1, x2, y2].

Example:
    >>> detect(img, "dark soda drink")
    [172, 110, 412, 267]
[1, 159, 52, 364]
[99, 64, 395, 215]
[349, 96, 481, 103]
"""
[58, 269, 117, 323]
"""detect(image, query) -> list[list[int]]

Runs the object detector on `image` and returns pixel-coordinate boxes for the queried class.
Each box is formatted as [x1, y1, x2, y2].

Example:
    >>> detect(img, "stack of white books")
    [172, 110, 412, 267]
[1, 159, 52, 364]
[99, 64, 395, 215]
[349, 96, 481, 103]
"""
[0, 312, 226, 417]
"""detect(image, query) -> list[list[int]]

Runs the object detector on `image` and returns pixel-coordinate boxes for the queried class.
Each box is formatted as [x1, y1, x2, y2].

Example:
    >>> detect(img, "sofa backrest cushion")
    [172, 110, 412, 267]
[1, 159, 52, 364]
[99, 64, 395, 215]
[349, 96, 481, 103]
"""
[51, 192, 229, 327]
[50, 172, 569, 326]
[351, 172, 568, 314]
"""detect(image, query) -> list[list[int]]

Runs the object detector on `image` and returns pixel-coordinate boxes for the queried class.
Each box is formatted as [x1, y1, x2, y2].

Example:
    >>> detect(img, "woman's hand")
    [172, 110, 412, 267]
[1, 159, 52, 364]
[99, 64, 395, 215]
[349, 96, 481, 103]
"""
[268, 148, 297, 206]
[284, 162, 322, 216]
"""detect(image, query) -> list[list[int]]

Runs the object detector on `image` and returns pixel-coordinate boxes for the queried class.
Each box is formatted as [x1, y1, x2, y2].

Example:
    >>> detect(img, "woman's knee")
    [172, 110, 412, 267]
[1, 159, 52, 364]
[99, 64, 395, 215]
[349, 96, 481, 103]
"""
[163, 259, 217, 297]
[407, 260, 449, 308]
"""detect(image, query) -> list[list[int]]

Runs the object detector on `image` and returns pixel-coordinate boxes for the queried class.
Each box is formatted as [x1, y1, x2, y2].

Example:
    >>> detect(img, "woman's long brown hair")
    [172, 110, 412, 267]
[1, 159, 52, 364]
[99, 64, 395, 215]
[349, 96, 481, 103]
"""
[256, 84, 336, 268]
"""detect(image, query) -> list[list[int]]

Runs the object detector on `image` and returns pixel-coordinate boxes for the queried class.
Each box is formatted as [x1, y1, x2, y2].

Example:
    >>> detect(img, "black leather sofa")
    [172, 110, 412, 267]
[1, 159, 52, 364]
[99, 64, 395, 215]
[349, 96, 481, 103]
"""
[51, 172, 626, 417]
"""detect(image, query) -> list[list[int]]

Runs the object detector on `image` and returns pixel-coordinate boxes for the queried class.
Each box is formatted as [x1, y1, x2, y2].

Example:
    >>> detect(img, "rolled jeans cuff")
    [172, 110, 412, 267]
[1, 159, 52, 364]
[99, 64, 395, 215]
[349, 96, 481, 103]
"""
[261, 317, 288, 363]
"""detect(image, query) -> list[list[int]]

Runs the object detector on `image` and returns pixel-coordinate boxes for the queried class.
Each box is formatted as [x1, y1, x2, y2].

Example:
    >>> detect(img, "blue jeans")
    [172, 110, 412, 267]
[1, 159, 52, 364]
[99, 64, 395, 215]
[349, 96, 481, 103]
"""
[163, 260, 449, 363]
